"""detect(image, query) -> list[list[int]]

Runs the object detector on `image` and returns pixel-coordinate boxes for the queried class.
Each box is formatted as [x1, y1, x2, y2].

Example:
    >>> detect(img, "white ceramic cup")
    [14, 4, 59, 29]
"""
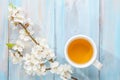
[64, 35, 102, 70]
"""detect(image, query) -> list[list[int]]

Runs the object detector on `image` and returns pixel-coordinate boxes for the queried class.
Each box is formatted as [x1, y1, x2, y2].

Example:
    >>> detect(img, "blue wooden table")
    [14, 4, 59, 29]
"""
[0, 0, 120, 80]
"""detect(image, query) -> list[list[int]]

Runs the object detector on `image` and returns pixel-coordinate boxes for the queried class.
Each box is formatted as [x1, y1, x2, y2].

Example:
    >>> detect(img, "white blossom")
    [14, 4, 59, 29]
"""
[36, 65, 46, 76]
[31, 42, 55, 61]
[19, 27, 34, 41]
[9, 6, 33, 27]
[31, 45, 43, 54]
[8, 7, 25, 25]
[19, 29, 30, 41]
[9, 50, 23, 64]
[50, 61, 59, 73]
[35, 38, 49, 48]
[57, 64, 72, 80]
[31, 45, 46, 62]
[12, 40, 24, 52]
[46, 49, 55, 60]
[24, 18, 34, 26]
[23, 54, 47, 76]
[23, 54, 38, 75]
[51, 61, 59, 68]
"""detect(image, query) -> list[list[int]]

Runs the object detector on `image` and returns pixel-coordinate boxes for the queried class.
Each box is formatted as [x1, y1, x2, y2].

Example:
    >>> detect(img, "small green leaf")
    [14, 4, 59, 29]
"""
[6, 43, 15, 49]
[9, 3, 16, 9]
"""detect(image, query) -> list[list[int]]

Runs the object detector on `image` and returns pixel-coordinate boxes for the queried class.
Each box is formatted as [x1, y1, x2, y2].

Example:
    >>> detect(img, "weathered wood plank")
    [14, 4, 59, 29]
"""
[55, 0, 99, 80]
[54, 1, 65, 80]
[100, 0, 120, 80]
[0, 0, 8, 80]
[9, 0, 55, 80]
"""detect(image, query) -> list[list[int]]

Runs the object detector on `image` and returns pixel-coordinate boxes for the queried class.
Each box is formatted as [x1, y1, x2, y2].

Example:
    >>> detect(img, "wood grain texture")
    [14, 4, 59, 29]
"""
[100, 0, 120, 80]
[8, 0, 55, 80]
[0, 0, 120, 80]
[55, 0, 99, 80]
[0, 0, 8, 80]
[54, 1, 65, 80]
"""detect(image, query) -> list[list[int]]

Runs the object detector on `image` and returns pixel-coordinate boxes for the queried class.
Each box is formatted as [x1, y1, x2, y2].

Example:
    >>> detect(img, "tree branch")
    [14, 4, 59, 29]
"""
[71, 76, 78, 80]
[19, 23, 39, 45]
[18, 23, 78, 80]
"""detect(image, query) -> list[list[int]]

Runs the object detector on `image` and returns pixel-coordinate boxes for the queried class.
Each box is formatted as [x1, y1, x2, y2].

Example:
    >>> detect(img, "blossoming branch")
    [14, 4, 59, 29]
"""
[7, 3, 78, 80]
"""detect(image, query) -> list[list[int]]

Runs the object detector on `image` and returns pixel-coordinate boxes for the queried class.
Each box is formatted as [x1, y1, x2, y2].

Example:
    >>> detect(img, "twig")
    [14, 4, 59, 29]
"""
[19, 23, 39, 45]
[12, 50, 23, 57]
[45, 67, 78, 80]
[18, 23, 78, 80]
[46, 68, 51, 70]
[71, 76, 78, 80]
[17, 50, 23, 57]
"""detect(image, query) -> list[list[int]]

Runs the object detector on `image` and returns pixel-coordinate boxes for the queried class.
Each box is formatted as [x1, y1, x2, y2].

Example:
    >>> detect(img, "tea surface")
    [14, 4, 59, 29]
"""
[68, 38, 93, 64]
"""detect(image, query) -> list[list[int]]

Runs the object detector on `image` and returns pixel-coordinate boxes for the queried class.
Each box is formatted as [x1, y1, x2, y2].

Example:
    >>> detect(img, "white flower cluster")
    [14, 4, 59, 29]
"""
[22, 38, 55, 76]
[8, 4, 33, 26]
[8, 7, 24, 25]
[19, 26, 34, 41]
[12, 40, 24, 52]
[8, 4, 73, 80]
[9, 40, 24, 64]
[50, 62, 72, 80]
[9, 50, 23, 64]
[23, 53, 46, 76]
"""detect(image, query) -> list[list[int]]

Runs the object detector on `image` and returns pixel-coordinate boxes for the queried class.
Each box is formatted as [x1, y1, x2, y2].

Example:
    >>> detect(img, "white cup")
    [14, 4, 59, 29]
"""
[64, 35, 102, 70]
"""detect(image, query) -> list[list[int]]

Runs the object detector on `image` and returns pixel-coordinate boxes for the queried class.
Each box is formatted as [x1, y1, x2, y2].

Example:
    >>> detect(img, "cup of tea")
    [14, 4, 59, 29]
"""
[64, 35, 102, 70]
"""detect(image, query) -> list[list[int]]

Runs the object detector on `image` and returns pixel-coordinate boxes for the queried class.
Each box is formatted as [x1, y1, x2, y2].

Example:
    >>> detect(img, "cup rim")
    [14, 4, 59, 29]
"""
[64, 35, 97, 68]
